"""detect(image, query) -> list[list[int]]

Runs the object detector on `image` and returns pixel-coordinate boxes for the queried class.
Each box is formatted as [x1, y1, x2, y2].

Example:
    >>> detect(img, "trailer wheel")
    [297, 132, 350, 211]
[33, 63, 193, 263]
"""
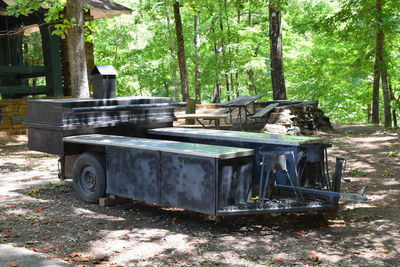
[72, 152, 106, 204]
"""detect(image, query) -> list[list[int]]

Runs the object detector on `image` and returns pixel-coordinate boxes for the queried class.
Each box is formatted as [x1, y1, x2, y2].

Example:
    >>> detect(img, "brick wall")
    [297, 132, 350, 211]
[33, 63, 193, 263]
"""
[0, 98, 27, 134]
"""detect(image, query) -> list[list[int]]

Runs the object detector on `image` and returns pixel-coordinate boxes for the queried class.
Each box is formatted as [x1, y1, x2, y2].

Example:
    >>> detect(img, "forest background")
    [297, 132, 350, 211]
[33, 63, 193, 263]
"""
[23, 0, 400, 126]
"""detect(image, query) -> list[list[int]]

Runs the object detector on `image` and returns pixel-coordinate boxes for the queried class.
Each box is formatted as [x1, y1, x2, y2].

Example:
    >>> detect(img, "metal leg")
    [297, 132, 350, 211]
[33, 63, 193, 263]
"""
[261, 169, 271, 207]
[258, 155, 266, 199]
[286, 152, 303, 200]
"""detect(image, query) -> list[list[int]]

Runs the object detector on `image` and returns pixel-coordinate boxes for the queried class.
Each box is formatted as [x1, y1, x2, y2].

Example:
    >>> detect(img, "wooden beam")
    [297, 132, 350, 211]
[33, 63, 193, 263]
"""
[0, 86, 49, 95]
[0, 65, 47, 74]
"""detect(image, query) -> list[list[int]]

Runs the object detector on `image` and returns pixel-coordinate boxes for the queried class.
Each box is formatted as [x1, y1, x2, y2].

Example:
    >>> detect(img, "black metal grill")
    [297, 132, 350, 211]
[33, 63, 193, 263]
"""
[24, 97, 175, 155]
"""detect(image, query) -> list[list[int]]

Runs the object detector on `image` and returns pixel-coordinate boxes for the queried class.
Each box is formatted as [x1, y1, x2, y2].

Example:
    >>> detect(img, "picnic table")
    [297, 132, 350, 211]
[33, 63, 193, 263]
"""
[218, 94, 265, 128]
[175, 113, 231, 129]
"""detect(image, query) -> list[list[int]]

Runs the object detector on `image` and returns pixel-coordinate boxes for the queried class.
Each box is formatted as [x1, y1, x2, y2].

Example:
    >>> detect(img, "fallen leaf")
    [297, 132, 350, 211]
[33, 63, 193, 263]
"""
[296, 231, 305, 237]
[79, 257, 90, 262]
[113, 250, 121, 253]
[27, 189, 41, 196]
[34, 207, 43, 212]
[58, 257, 72, 262]
[29, 248, 39, 252]
[309, 250, 316, 255]
[8, 262, 18, 267]
[379, 248, 390, 254]
[34, 229, 42, 233]
[345, 254, 353, 258]
[70, 252, 80, 257]
[274, 257, 284, 262]
[172, 217, 178, 223]
[251, 255, 260, 260]
[352, 250, 361, 255]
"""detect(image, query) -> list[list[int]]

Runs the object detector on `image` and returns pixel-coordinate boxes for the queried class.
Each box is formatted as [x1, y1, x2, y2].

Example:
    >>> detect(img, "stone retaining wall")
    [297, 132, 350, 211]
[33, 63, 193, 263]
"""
[0, 98, 28, 134]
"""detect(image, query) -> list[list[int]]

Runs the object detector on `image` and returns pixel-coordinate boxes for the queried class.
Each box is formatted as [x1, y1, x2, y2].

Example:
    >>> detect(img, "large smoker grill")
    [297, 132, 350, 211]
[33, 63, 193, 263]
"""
[24, 97, 175, 155]
[24, 67, 365, 217]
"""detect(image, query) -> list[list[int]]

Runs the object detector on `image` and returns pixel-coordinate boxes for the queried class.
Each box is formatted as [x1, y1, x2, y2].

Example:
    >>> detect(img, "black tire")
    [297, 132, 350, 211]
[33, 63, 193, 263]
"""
[72, 152, 106, 203]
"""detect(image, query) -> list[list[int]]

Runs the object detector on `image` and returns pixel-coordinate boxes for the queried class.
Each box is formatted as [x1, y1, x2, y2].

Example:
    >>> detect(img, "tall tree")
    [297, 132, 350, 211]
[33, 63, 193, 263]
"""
[269, 0, 286, 100]
[371, 0, 392, 127]
[165, 8, 179, 101]
[173, 0, 190, 101]
[65, 0, 89, 98]
[193, 10, 201, 103]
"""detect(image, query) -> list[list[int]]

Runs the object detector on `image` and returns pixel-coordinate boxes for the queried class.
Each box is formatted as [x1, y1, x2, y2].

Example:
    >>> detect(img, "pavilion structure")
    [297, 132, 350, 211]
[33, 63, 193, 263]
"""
[0, 0, 131, 98]
[0, 0, 131, 133]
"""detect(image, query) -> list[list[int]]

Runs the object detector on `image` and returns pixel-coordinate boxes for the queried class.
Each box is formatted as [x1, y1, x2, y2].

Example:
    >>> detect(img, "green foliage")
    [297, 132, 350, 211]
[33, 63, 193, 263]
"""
[9, 0, 400, 124]
[7, 0, 77, 39]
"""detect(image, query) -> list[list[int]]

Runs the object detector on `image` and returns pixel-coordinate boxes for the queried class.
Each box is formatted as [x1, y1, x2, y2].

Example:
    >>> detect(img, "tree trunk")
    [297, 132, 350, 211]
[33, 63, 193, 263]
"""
[372, 0, 384, 124]
[163, 81, 170, 97]
[247, 69, 257, 94]
[166, 9, 179, 101]
[211, 19, 220, 103]
[372, 55, 381, 124]
[389, 81, 397, 127]
[173, 1, 189, 102]
[65, 0, 89, 98]
[269, 0, 286, 100]
[194, 12, 201, 104]
[381, 66, 392, 127]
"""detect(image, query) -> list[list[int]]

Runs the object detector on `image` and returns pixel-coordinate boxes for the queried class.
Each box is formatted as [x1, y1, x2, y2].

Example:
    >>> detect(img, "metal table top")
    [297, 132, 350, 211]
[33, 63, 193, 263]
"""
[148, 128, 324, 146]
[64, 134, 254, 160]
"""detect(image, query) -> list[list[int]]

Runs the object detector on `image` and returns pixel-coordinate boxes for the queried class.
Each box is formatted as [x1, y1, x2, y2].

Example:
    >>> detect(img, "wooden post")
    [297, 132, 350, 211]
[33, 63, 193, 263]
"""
[40, 25, 63, 97]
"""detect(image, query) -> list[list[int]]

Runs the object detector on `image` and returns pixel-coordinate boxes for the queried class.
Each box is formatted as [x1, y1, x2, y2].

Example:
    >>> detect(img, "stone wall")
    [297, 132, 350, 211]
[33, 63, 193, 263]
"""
[0, 98, 27, 134]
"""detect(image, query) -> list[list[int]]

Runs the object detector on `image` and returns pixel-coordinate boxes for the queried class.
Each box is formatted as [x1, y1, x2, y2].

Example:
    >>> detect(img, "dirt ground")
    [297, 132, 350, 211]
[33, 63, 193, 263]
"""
[0, 124, 399, 267]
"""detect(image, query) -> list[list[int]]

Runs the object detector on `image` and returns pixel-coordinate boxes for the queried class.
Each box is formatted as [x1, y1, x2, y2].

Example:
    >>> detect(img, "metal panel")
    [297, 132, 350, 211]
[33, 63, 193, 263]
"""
[28, 128, 64, 155]
[64, 134, 253, 159]
[217, 156, 253, 209]
[160, 152, 216, 215]
[106, 146, 160, 203]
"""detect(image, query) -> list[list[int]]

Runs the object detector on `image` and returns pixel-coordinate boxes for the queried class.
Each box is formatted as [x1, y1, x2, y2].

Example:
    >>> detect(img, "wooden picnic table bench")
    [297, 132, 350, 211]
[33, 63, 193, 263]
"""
[217, 94, 265, 129]
[250, 103, 279, 120]
[175, 113, 231, 129]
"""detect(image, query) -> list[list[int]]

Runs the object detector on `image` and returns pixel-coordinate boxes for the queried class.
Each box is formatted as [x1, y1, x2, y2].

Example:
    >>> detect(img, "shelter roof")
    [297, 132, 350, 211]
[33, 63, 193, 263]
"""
[0, 0, 132, 19]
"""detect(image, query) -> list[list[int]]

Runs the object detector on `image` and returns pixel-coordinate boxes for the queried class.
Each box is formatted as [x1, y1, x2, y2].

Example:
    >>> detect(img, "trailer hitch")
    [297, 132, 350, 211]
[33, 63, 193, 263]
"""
[276, 157, 368, 202]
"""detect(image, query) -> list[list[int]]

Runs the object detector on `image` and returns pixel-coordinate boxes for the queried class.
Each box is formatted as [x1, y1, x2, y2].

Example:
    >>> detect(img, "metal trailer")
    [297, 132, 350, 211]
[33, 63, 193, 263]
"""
[23, 66, 366, 218]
